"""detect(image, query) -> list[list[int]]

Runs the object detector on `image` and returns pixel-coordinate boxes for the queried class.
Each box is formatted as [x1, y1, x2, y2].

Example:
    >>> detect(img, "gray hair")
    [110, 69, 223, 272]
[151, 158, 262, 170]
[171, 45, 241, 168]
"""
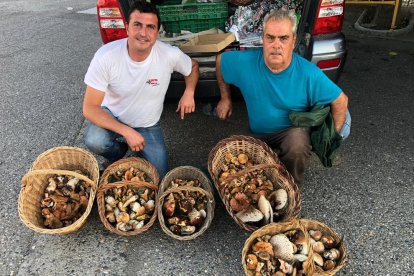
[263, 9, 297, 35]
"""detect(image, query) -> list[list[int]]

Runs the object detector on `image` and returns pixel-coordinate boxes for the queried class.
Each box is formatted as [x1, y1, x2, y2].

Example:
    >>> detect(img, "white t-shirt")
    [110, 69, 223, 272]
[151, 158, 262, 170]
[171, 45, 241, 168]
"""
[84, 38, 192, 128]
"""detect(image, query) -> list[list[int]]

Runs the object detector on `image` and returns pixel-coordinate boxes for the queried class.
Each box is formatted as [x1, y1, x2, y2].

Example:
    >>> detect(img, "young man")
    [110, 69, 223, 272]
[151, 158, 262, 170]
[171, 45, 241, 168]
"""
[83, 1, 199, 178]
[216, 10, 350, 185]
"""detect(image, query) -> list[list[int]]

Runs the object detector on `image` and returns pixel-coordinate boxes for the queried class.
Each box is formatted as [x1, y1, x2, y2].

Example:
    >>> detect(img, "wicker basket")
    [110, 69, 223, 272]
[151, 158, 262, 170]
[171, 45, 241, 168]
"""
[208, 135, 281, 187]
[19, 169, 97, 235]
[222, 164, 301, 232]
[97, 180, 158, 236]
[242, 220, 315, 276]
[208, 135, 301, 232]
[100, 157, 160, 187]
[300, 219, 347, 276]
[158, 186, 214, 241]
[30, 146, 99, 186]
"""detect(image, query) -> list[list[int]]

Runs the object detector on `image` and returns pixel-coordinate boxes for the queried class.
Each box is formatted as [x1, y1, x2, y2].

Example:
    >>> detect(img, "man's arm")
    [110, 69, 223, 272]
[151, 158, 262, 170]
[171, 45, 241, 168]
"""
[82, 86, 145, 151]
[176, 59, 199, 119]
[215, 53, 232, 120]
[330, 91, 348, 132]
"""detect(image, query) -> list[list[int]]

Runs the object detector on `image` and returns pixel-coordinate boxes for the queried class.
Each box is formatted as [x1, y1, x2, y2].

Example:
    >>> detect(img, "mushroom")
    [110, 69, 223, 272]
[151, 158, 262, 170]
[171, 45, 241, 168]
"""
[235, 206, 264, 223]
[237, 153, 248, 164]
[188, 209, 204, 226]
[258, 195, 273, 224]
[252, 241, 273, 257]
[181, 226, 196, 235]
[246, 254, 258, 270]
[291, 230, 309, 255]
[321, 236, 336, 249]
[144, 200, 155, 212]
[130, 202, 141, 212]
[123, 195, 139, 208]
[116, 222, 132, 232]
[46, 178, 57, 193]
[66, 177, 79, 191]
[313, 253, 324, 267]
[312, 241, 325, 253]
[230, 192, 250, 212]
[269, 189, 288, 210]
[309, 230, 322, 241]
[116, 212, 130, 223]
[105, 211, 116, 223]
[323, 248, 340, 261]
[105, 196, 117, 208]
[323, 260, 336, 271]
[270, 234, 294, 261]
[163, 193, 176, 217]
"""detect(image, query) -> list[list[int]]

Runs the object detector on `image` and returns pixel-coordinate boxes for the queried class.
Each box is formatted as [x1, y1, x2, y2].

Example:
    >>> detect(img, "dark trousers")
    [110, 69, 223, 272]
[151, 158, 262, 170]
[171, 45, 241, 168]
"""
[255, 127, 312, 186]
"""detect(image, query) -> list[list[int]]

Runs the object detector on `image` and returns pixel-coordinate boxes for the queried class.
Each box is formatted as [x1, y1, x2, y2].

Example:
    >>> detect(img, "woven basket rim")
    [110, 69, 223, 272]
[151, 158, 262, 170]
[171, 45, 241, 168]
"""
[99, 157, 160, 187]
[19, 169, 97, 235]
[159, 165, 214, 195]
[300, 218, 348, 275]
[97, 180, 158, 236]
[29, 146, 100, 185]
[157, 186, 215, 241]
[207, 135, 281, 185]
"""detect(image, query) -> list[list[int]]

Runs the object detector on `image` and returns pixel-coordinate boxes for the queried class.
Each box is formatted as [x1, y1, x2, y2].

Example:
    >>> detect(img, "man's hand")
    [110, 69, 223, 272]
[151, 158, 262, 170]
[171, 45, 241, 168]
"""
[176, 90, 195, 119]
[123, 127, 145, 152]
[216, 97, 233, 120]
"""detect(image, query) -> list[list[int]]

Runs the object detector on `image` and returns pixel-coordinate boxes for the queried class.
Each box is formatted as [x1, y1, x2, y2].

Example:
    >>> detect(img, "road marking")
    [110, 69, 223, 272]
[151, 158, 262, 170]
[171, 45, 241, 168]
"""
[77, 8, 96, 15]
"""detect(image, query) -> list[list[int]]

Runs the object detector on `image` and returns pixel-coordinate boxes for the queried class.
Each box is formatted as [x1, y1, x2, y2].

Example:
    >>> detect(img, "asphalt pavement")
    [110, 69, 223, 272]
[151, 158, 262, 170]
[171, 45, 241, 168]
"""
[0, 1, 413, 275]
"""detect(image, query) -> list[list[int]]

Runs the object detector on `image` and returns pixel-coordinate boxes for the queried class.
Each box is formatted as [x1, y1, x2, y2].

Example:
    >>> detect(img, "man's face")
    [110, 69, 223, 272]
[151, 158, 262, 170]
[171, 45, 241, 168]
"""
[262, 19, 296, 72]
[126, 10, 158, 55]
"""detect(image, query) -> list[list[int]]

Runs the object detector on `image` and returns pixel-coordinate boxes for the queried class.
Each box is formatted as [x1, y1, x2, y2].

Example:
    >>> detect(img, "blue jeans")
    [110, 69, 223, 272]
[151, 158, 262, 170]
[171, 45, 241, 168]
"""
[84, 107, 169, 178]
[339, 109, 351, 140]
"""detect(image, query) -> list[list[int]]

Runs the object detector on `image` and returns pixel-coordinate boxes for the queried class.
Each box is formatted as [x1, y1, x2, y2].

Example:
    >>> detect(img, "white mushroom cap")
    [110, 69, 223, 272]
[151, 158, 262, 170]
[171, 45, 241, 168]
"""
[270, 234, 295, 261]
[236, 206, 264, 223]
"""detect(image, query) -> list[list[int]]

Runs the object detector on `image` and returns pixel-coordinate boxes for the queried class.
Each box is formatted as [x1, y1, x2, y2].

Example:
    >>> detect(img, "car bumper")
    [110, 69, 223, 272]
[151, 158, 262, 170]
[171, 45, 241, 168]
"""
[311, 33, 347, 83]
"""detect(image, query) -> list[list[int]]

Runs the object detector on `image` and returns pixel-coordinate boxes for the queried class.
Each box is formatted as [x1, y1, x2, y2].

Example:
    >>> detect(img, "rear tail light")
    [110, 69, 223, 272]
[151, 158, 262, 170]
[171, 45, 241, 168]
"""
[313, 0, 345, 35]
[317, 58, 341, 69]
[97, 0, 127, 44]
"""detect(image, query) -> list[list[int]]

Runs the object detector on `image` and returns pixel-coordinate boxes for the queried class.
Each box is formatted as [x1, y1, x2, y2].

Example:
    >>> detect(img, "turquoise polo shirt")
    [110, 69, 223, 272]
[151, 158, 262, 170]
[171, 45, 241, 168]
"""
[220, 50, 342, 134]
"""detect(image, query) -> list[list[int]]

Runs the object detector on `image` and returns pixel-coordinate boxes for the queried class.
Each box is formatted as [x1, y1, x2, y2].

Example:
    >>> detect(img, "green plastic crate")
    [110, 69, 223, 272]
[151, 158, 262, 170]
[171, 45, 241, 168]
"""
[162, 18, 226, 33]
[157, 2, 228, 33]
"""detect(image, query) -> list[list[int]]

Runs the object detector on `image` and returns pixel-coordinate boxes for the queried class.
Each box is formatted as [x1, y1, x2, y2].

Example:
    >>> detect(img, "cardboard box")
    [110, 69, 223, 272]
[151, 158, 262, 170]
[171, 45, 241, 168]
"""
[180, 33, 236, 53]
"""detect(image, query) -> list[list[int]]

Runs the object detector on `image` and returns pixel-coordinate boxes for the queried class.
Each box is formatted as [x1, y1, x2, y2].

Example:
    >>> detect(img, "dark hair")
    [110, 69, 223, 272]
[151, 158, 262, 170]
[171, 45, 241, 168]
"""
[126, 1, 161, 30]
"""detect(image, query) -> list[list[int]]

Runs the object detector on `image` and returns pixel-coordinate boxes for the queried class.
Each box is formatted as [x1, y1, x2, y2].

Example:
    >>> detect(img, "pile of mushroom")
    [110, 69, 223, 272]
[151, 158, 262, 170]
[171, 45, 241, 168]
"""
[108, 166, 152, 184]
[219, 153, 254, 185]
[104, 186, 155, 232]
[245, 230, 310, 276]
[167, 178, 201, 189]
[218, 153, 288, 226]
[308, 230, 341, 271]
[163, 179, 208, 236]
[40, 173, 90, 229]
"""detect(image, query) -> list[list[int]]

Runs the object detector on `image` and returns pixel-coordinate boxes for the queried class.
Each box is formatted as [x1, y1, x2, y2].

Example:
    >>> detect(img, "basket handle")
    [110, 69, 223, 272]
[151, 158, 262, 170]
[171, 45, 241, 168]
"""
[98, 180, 159, 194]
[21, 169, 97, 191]
[219, 163, 280, 187]
[159, 186, 214, 202]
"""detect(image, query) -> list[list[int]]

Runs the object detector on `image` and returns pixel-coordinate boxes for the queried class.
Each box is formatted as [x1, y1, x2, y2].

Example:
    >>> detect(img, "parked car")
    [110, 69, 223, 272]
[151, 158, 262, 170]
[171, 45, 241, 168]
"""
[95, 0, 347, 98]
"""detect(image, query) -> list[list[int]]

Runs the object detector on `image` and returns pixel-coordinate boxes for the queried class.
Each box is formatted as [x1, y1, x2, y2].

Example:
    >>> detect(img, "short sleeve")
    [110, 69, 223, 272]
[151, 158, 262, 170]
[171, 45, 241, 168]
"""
[84, 53, 109, 93]
[171, 47, 192, 76]
[309, 69, 342, 106]
[220, 51, 240, 85]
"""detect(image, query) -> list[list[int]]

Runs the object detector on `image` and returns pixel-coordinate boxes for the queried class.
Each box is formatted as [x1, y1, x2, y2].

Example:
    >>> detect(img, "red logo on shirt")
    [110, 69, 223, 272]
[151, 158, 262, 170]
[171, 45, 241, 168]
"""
[146, 79, 159, 86]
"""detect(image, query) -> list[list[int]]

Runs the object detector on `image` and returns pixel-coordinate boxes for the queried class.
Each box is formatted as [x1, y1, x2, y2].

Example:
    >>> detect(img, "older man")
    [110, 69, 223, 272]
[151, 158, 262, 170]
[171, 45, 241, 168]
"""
[83, 1, 199, 177]
[216, 10, 350, 185]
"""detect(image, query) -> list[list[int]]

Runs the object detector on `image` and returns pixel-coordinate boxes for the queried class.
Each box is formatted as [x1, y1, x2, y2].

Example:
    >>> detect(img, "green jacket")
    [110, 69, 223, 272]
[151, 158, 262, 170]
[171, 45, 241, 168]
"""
[289, 105, 342, 167]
